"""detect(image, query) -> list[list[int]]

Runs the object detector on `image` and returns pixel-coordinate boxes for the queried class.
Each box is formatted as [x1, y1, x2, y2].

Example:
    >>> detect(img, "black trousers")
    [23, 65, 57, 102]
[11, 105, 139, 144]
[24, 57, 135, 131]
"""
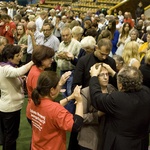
[0, 110, 21, 150]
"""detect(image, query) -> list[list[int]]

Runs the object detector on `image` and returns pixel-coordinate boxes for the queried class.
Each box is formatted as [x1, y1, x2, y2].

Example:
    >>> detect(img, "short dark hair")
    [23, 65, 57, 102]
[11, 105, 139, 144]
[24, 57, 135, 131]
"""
[117, 66, 143, 92]
[97, 38, 112, 52]
[42, 22, 54, 30]
[32, 71, 59, 105]
[32, 45, 54, 67]
[2, 44, 21, 62]
[113, 55, 124, 64]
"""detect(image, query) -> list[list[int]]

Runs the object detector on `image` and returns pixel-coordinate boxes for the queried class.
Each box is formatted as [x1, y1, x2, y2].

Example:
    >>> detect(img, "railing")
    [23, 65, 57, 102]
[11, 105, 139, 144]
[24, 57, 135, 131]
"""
[107, 0, 129, 15]
[144, 5, 150, 10]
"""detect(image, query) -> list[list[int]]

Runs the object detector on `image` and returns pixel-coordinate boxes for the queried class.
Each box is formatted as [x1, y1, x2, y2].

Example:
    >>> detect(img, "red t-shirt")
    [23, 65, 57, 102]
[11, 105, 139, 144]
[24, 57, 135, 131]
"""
[29, 98, 74, 150]
[26, 65, 43, 118]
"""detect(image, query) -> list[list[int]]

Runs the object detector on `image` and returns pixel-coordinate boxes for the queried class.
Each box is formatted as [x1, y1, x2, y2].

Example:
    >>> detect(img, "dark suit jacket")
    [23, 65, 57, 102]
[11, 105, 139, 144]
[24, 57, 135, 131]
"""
[89, 77, 150, 150]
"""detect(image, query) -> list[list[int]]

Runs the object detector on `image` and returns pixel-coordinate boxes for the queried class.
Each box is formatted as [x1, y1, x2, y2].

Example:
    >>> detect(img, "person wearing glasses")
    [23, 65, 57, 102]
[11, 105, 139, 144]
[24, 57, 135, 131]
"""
[42, 22, 60, 71]
[78, 64, 116, 150]
[42, 22, 60, 53]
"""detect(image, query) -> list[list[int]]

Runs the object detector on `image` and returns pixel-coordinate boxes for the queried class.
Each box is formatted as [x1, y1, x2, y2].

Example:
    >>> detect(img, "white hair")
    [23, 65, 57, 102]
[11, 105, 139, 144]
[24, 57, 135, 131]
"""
[80, 36, 96, 49]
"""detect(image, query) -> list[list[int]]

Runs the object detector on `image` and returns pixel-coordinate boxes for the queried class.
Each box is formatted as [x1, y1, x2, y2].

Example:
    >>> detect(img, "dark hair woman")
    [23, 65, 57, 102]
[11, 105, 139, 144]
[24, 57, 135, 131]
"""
[29, 71, 83, 150]
[0, 44, 33, 150]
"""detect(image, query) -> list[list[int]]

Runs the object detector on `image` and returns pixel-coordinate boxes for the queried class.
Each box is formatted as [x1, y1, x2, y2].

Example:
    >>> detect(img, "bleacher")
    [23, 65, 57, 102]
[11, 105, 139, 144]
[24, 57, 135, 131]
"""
[39, 0, 121, 13]
[39, 0, 72, 9]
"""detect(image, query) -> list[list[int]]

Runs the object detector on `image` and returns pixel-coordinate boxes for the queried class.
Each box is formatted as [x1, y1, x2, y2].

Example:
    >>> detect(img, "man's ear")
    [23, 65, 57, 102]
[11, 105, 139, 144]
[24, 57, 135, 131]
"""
[118, 82, 123, 91]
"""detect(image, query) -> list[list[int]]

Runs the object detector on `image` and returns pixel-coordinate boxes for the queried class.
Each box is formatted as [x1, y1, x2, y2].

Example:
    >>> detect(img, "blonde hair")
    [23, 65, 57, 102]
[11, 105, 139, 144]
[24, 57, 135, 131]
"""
[122, 41, 140, 65]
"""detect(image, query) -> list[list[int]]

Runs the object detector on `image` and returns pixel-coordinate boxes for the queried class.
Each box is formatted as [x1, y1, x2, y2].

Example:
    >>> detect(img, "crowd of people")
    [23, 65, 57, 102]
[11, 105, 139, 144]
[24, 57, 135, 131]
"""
[0, 1, 150, 150]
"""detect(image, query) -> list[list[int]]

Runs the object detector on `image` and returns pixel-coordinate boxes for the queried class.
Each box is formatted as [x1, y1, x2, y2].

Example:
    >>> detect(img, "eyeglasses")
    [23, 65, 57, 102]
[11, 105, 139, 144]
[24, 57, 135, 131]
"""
[43, 29, 51, 32]
[98, 73, 109, 77]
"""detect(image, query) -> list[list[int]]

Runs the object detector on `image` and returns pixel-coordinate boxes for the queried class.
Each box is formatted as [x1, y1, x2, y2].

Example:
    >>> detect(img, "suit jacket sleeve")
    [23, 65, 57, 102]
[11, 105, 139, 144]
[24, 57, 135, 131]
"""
[89, 76, 116, 115]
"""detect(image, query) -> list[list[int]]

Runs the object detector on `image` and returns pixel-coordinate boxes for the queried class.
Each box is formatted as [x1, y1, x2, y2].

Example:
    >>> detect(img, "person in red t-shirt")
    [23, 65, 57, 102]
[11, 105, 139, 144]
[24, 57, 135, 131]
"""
[29, 71, 83, 150]
[1, 14, 16, 44]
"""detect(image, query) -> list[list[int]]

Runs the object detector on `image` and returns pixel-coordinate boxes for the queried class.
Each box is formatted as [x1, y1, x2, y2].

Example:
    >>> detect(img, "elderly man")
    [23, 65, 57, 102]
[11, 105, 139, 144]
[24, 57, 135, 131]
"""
[89, 64, 150, 150]
[56, 27, 81, 98]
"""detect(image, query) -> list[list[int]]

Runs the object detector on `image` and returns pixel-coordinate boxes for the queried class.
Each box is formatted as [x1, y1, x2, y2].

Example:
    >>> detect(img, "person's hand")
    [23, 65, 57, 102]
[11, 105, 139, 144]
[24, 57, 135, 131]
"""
[66, 52, 74, 60]
[73, 85, 82, 103]
[26, 30, 34, 37]
[5, 25, 10, 31]
[20, 44, 27, 49]
[59, 71, 72, 87]
[57, 52, 66, 59]
[90, 63, 101, 77]
[102, 63, 116, 77]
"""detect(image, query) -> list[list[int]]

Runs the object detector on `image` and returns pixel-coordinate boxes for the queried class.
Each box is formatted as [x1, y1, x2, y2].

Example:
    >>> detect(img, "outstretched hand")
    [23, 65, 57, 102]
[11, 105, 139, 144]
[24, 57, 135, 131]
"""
[59, 71, 71, 86]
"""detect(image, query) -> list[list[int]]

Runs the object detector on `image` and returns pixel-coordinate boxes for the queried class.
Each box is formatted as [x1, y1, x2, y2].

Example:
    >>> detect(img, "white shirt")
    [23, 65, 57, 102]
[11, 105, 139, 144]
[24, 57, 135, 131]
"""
[43, 34, 60, 52]
[27, 30, 44, 54]
[0, 64, 30, 112]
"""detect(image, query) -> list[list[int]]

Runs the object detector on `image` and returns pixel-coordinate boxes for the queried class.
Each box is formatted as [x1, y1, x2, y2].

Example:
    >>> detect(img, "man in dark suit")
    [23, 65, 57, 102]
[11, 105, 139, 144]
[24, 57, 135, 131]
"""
[89, 64, 150, 150]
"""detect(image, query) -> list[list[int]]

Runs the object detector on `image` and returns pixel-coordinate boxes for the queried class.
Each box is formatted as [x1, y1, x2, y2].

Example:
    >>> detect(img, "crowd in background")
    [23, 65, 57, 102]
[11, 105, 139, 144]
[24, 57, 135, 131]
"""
[0, 0, 150, 150]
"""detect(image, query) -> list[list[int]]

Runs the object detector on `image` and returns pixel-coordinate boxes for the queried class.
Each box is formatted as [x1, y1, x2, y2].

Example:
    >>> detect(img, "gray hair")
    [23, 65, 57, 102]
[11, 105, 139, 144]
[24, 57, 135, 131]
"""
[72, 26, 83, 35]
[117, 66, 143, 92]
[80, 36, 96, 49]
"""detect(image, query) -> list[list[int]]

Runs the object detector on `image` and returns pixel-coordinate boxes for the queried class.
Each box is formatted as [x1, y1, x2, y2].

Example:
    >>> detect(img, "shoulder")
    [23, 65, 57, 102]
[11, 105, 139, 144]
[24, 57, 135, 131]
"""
[107, 56, 116, 63]
[81, 87, 90, 98]
[107, 84, 117, 93]
[28, 66, 41, 77]
[77, 53, 94, 63]
[71, 39, 81, 45]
